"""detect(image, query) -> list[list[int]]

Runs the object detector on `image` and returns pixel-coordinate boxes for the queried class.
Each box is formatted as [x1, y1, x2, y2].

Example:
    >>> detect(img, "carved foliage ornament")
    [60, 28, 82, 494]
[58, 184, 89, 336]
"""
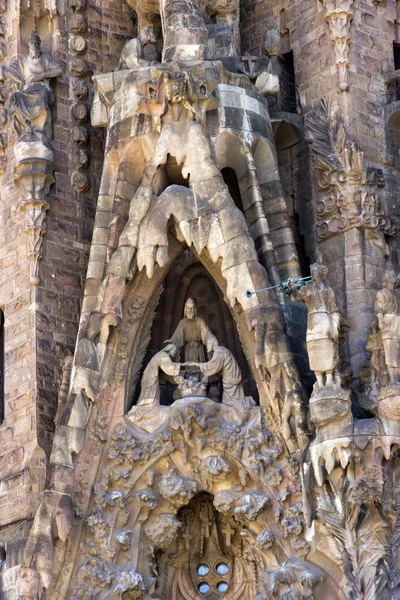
[306, 98, 394, 254]
[320, 0, 354, 92]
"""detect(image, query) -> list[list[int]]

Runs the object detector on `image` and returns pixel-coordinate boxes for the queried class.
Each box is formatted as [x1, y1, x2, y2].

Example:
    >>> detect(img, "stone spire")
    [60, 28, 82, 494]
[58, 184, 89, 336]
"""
[161, 0, 208, 61]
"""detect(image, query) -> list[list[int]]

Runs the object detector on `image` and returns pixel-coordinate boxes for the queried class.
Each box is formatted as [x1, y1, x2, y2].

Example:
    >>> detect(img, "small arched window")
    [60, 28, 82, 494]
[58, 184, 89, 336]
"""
[0, 309, 4, 422]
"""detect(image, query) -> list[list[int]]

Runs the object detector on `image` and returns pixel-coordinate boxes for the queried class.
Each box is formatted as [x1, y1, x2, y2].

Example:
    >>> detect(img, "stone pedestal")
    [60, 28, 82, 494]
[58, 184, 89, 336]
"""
[309, 383, 353, 443]
[377, 384, 400, 437]
[309, 384, 353, 486]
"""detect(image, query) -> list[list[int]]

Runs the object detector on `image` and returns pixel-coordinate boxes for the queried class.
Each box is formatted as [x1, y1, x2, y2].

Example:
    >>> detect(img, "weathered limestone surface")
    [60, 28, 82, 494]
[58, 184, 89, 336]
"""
[2, 1, 400, 600]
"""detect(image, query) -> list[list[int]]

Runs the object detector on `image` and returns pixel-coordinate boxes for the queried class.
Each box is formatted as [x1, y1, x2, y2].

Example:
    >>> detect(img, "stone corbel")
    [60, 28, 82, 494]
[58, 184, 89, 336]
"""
[14, 130, 55, 286]
[321, 0, 354, 92]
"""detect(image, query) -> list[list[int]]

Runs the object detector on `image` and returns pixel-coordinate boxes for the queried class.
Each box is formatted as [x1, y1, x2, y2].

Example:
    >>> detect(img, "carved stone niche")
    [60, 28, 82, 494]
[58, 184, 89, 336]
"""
[14, 130, 55, 286]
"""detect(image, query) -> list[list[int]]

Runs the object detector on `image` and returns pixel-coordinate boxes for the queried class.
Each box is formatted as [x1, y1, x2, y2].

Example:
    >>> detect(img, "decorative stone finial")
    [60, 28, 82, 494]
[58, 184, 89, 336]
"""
[321, 0, 354, 92]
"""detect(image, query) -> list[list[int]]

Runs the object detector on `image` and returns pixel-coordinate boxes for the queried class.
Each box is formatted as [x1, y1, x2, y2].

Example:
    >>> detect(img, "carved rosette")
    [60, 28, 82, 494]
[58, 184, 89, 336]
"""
[14, 131, 55, 285]
[321, 0, 354, 92]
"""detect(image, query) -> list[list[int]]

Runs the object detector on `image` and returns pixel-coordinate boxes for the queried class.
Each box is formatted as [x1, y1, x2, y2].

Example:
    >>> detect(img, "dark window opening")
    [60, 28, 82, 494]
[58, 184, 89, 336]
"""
[394, 41, 400, 70]
[280, 50, 299, 114]
[221, 168, 244, 213]
[291, 212, 310, 278]
[153, 155, 190, 194]
[0, 310, 4, 423]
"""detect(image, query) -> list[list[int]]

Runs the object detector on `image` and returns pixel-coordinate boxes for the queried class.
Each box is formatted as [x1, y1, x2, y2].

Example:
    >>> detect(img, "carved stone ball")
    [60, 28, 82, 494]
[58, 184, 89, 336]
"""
[72, 125, 89, 146]
[71, 102, 89, 123]
[30, 275, 41, 286]
[71, 171, 90, 193]
[70, 35, 88, 55]
[70, 78, 89, 100]
[71, 13, 87, 34]
[71, 148, 89, 169]
[69, 57, 89, 78]
[70, 0, 86, 12]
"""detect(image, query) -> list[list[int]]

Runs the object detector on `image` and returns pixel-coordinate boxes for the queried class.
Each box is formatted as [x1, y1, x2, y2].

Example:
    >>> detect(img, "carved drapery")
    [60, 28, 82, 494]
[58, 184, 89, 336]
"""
[321, 0, 354, 92]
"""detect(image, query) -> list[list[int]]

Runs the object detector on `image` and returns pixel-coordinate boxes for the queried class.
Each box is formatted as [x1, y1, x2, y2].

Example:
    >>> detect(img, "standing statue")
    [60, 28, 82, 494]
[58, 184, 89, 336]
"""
[116, 27, 157, 70]
[375, 270, 400, 385]
[188, 337, 254, 411]
[127, 343, 182, 432]
[5, 34, 62, 135]
[168, 298, 213, 363]
[291, 262, 341, 388]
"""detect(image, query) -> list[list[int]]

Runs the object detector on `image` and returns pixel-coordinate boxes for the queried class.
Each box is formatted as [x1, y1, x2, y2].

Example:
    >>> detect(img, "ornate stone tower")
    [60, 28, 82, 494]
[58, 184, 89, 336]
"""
[2, 1, 400, 599]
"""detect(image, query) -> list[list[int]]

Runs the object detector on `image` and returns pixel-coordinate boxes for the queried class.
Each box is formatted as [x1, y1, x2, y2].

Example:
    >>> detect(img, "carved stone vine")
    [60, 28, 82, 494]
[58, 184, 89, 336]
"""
[321, 0, 354, 92]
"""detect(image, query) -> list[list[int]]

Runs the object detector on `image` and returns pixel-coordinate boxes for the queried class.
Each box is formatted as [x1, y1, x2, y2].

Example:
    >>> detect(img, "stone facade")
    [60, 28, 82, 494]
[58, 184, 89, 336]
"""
[1, 1, 400, 599]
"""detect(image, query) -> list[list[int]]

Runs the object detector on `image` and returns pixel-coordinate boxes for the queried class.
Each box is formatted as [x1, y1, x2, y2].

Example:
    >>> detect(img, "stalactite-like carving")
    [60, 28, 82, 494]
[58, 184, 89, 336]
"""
[321, 0, 354, 92]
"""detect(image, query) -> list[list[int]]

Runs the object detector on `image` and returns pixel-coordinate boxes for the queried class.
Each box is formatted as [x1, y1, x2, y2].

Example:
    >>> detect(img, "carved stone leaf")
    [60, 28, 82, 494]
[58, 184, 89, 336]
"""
[305, 97, 354, 172]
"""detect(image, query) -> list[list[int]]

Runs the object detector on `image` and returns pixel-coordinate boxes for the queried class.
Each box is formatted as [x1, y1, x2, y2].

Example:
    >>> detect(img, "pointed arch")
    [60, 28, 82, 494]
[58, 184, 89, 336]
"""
[122, 232, 271, 414]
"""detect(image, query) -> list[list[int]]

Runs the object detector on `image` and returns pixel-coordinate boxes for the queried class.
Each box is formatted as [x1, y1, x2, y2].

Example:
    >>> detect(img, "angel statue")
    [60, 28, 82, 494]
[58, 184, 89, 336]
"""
[291, 262, 341, 389]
